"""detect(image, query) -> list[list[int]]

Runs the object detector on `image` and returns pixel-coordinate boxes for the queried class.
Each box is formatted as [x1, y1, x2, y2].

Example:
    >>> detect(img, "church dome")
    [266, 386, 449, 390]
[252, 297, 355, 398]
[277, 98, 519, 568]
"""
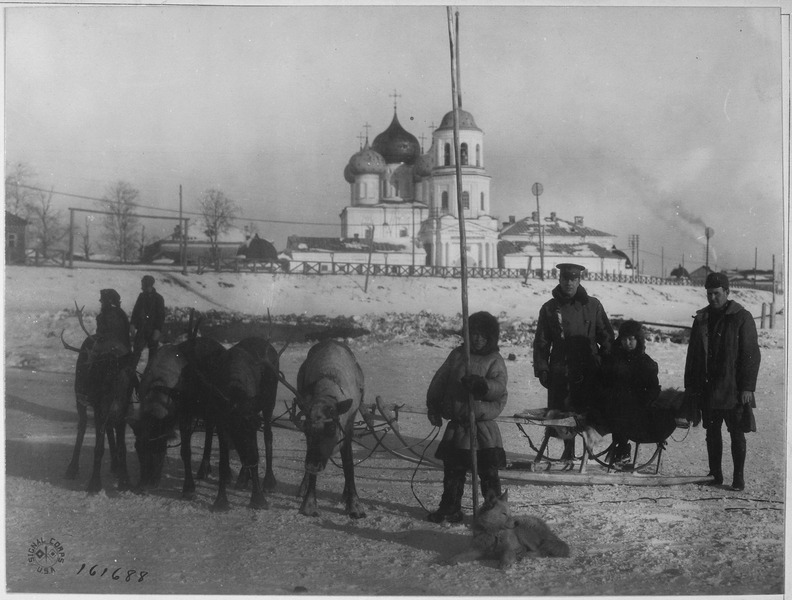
[437, 108, 481, 131]
[343, 162, 355, 183]
[372, 113, 421, 165]
[414, 149, 435, 179]
[347, 144, 386, 177]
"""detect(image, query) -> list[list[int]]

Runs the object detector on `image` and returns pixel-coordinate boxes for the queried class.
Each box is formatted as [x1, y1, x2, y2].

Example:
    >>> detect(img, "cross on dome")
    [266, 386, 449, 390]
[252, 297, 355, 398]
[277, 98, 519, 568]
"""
[389, 89, 402, 112]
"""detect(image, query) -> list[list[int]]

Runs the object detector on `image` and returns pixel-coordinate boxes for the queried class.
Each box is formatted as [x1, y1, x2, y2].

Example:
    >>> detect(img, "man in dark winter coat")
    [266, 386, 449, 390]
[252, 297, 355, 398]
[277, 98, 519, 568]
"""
[685, 272, 760, 491]
[130, 275, 166, 368]
[426, 311, 508, 524]
[533, 263, 614, 461]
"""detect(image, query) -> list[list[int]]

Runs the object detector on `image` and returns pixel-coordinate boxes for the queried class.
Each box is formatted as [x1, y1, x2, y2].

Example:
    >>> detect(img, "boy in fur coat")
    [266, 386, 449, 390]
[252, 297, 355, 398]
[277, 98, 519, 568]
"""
[426, 311, 508, 524]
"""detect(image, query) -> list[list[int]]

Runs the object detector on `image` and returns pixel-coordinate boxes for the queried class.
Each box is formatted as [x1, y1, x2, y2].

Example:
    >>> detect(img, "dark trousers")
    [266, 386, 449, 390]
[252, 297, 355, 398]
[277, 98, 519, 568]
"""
[132, 333, 159, 369]
[704, 409, 746, 482]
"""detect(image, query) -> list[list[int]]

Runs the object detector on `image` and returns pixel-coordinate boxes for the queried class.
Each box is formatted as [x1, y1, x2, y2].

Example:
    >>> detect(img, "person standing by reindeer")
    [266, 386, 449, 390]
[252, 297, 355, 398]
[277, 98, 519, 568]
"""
[533, 263, 615, 463]
[684, 272, 761, 491]
[130, 274, 166, 368]
[426, 311, 508, 524]
[96, 288, 131, 354]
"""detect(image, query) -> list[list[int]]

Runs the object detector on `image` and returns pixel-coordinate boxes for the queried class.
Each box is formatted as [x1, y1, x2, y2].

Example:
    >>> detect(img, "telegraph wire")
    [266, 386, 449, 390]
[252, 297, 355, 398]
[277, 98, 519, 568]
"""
[8, 182, 339, 229]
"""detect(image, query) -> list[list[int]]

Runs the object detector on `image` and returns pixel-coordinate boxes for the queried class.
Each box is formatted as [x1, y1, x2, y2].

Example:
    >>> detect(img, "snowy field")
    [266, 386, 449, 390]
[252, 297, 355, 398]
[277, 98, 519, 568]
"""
[3, 264, 786, 596]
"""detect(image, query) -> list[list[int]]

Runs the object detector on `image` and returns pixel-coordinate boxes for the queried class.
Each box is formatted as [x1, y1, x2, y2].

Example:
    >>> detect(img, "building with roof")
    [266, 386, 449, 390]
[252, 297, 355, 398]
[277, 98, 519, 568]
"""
[286, 100, 500, 270]
[5, 211, 28, 265]
[498, 212, 629, 275]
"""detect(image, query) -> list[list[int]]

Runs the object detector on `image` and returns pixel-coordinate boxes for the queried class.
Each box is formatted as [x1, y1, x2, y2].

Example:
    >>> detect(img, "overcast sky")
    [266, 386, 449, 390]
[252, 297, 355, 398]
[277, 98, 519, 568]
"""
[5, 2, 788, 275]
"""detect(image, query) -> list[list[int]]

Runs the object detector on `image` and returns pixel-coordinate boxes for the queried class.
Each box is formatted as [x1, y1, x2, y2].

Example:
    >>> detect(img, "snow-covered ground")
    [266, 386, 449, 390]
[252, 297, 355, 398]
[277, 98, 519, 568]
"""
[4, 265, 786, 596]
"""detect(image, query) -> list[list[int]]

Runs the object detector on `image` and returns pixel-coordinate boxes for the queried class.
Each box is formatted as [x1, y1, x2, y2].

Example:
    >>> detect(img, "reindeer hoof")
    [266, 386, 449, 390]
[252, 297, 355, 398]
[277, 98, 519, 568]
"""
[117, 479, 131, 492]
[262, 474, 277, 492]
[249, 495, 269, 510]
[211, 499, 231, 512]
[86, 482, 102, 495]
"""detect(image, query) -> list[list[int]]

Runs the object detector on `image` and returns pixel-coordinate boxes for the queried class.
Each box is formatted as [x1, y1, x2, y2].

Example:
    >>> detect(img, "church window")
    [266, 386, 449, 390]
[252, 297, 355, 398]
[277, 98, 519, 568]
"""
[480, 192, 485, 210]
[460, 143, 468, 165]
[444, 144, 451, 166]
[476, 144, 481, 166]
[441, 191, 449, 211]
[400, 228, 408, 238]
[462, 191, 470, 209]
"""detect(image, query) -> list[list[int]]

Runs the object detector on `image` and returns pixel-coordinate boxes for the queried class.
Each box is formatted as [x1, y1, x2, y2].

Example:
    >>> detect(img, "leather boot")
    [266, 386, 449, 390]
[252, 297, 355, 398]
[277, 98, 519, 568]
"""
[427, 468, 465, 523]
[479, 467, 502, 500]
[731, 435, 746, 491]
[706, 428, 723, 485]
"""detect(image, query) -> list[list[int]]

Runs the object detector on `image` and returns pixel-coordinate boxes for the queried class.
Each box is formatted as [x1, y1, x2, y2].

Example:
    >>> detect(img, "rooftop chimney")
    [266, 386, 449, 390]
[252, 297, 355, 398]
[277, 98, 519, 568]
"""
[509, 215, 516, 224]
[550, 211, 557, 221]
[574, 216, 584, 226]
[531, 211, 539, 222]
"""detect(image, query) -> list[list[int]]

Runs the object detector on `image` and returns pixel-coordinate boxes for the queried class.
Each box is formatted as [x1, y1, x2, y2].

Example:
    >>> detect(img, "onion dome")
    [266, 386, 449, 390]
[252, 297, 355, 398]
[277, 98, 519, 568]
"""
[371, 112, 421, 165]
[436, 108, 481, 131]
[414, 150, 435, 179]
[346, 143, 387, 178]
[343, 162, 355, 183]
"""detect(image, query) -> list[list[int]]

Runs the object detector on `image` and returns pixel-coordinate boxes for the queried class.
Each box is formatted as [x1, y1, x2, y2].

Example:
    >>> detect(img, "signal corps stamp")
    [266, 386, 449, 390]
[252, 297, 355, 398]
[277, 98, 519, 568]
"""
[27, 537, 65, 574]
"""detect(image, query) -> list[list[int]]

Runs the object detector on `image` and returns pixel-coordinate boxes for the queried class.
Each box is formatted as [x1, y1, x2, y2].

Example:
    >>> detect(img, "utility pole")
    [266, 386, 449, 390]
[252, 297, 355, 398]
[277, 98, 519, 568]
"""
[532, 182, 544, 281]
[661, 246, 664, 278]
[754, 247, 758, 287]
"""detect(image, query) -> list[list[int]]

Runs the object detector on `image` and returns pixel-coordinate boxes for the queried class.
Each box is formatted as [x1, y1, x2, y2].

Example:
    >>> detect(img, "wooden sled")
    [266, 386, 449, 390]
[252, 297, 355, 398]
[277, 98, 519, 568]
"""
[508, 408, 708, 486]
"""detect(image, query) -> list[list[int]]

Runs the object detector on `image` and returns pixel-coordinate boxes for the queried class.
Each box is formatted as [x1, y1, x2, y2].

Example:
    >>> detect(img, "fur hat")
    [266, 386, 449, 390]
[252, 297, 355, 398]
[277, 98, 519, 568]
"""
[617, 319, 645, 354]
[100, 288, 121, 307]
[618, 319, 643, 339]
[469, 311, 500, 342]
[705, 272, 729, 291]
[142, 275, 156, 286]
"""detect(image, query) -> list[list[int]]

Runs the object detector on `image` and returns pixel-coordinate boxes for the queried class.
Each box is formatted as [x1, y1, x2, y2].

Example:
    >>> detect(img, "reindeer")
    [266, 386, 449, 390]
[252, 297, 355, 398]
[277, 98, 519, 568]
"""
[202, 339, 273, 511]
[228, 336, 280, 492]
[60, 301, 136, 493]
[292, 339, 366, 518]
[134, 313, 227, 498]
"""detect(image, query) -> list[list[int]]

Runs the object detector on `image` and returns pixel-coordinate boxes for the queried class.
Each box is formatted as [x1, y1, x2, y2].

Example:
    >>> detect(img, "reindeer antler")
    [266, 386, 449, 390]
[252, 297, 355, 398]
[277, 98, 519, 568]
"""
[73, 301, 92, 337]
[60, 329, 82, 353]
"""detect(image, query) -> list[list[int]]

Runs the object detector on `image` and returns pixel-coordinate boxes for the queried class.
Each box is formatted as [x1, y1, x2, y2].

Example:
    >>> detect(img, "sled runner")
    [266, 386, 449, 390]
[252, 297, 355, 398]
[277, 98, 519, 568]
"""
[506, 408, 709, 486]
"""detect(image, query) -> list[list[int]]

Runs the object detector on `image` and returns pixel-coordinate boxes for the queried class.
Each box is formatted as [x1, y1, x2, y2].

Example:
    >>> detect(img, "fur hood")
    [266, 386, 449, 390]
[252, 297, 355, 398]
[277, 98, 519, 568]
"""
[468, 311, 500, 356]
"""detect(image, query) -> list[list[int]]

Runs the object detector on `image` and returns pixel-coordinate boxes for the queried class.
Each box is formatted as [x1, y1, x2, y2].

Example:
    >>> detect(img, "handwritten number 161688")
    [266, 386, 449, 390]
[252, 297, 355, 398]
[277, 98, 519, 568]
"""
[75, 563, 148, 582]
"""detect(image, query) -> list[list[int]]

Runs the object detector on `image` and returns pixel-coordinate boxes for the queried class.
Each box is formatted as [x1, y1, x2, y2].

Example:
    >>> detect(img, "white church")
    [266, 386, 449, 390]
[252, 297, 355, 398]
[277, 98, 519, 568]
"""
[285, 102, 500, 270]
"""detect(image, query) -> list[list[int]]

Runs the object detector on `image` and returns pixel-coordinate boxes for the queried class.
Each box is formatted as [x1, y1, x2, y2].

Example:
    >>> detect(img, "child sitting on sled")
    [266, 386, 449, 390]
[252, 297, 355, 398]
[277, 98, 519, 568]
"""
[598, 319, 671, 463]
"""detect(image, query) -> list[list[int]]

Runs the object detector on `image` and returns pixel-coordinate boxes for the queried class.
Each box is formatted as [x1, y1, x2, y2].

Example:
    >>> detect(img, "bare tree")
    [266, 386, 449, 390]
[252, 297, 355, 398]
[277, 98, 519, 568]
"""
[199, 189, 241, 265]
[5, 162, 36, 217]
[100, 181, 139, 262]
[26, 187, 66, 258]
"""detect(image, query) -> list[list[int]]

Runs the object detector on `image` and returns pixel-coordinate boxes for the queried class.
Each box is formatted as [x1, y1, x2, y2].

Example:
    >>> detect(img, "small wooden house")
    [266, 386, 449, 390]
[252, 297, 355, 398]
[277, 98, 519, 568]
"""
[5, 211, 28, 265]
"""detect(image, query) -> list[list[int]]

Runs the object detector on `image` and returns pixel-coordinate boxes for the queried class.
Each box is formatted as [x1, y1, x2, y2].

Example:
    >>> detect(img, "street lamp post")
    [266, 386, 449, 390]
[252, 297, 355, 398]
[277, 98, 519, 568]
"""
[532, 182, 544, 281]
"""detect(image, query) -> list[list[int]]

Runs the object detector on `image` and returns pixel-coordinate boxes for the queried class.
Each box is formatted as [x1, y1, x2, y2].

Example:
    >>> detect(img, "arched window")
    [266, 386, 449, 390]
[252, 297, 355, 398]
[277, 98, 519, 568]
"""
[462, 191, 470, 209]
[476, 144, 481, 166]
[444, 144, 451, 166]
[460, 143, 468, 166]
[480, 192, 485, 211]
[441, 191, 449, 211]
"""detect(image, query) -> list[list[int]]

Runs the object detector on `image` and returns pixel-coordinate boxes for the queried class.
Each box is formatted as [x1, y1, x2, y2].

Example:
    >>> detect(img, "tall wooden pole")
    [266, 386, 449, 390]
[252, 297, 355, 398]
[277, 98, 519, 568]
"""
[447, 7, 478, 516]
[68, 208, 74, 269]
